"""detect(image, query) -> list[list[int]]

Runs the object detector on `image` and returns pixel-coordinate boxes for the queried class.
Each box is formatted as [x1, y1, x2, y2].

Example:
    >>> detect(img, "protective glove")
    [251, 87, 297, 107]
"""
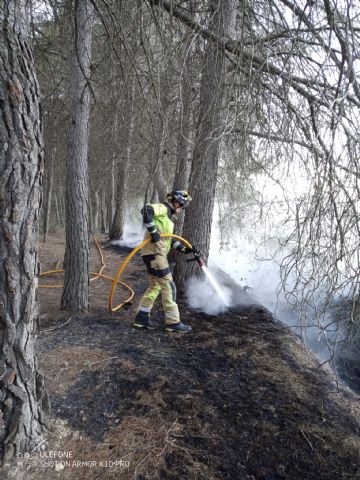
[151, 231, 161, 243]
[141, 205, 154, 224]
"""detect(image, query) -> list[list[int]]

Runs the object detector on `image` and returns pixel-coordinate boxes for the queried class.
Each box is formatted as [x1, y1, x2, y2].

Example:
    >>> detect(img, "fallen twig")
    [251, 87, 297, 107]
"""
[40, 316, 73, 333]
[300, 429, 314, 451]
[31, 439, 46, 452]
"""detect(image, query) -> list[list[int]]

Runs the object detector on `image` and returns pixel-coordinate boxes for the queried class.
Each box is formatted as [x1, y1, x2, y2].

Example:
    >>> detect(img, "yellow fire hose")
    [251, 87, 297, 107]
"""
[39, 233, 192, 314]
[39, 236, 136, 306]
[108, 233, 192, 312]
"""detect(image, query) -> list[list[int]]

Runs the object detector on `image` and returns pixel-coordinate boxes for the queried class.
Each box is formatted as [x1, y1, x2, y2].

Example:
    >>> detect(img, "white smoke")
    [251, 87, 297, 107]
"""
[201, 207, 341, 364]
[116, 216, 336, 363]
[109, 219, 144, 248]
[185, 271, 233, 315]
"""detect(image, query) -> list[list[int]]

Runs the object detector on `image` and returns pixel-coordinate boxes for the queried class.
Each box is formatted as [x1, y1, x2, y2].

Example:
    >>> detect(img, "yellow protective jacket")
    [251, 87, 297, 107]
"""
[141, 203, 174, 258]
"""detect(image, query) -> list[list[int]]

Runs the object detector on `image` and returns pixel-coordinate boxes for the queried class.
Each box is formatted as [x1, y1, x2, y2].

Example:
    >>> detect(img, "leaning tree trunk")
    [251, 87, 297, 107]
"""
[0, 1, 49, 460]
[61, 0, 94, 311]
[174, 0, 237, 285]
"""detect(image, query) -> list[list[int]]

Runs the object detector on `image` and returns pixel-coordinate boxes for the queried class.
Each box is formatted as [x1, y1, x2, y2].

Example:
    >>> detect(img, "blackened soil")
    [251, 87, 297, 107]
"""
[36, 248, 360, 480]
[3, 236, 356, 480]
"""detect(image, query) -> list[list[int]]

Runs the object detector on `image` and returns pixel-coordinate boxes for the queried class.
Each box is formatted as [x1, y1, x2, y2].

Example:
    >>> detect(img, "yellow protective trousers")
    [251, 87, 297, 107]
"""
[138, 253, 180, 325]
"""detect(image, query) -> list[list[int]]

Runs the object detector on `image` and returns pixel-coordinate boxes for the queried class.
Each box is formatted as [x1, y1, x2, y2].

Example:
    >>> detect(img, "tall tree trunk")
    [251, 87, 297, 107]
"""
[59, 182, 65, 228]
[145, 181, 155, 205]
[109, 80, 136, 240]
[0, 1, 49, 460]
[61, 0, 94, 311]
[54, 191, 61, 227]
[100, 188, 106, 234]
[149, 128, 168, 204]
[173, 20, 197, 192]
[54, 191, 60, 225]
[173, 71, 193, 191]
[153, 120, 169, 201]
[107, 82, 121, 236]
[88, 196, 93, 233]
[172, 27, 198, 235]
[43, 146, 55, 242]
[148, 67, 171, 203]
[107, 151, 115, 233]
[174, 0, 237, 285]
[93, 189, 100, 232]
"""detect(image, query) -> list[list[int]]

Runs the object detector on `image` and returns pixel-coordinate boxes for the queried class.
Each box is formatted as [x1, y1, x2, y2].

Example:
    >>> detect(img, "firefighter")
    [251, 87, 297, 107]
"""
[133, 190, 193, 333]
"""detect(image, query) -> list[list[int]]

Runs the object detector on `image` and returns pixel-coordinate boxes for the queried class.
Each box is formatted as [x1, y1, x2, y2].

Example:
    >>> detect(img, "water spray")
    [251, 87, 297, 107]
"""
[187, 248, 230, 308]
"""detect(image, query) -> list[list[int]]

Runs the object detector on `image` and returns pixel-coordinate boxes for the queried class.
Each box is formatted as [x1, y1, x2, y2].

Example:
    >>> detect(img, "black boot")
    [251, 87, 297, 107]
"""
[165, 322, 192, 333]
[133, 310, 156, 329]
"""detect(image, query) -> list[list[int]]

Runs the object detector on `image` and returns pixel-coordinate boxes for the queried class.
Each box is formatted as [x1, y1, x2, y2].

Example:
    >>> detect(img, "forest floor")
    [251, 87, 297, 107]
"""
[2, 233, 360, 480]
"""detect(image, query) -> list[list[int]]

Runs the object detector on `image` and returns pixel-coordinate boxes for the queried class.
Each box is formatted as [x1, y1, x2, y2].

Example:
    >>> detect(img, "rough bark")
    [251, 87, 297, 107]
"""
[92, 188, 100, 233]
[146, 64, 172, 205]
[174, 0, 237, 284]
[0, 1, 49, 460]
[54, 192, 61, 227]
[149, 130, 168, 204]
[61, 0, 94, 311]
[109, 81, 135, 240]
[107, 151, 115, 233]
[88, 190, 93, 234]
[173, 64, 193, 192]
[172, 26, 198, 235]
[100, 188, 106, 234]
[42, 146, 55, 242]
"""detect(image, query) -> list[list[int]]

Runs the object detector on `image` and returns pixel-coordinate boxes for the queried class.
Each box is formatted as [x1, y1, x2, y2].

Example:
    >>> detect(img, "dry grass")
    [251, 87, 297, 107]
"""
[39, 346, 114, 395]
[4, 413, 219, 480]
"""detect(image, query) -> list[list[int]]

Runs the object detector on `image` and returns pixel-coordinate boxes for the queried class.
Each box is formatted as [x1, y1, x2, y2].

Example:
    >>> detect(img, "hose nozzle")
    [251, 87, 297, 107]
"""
[186, 248, 204, 267]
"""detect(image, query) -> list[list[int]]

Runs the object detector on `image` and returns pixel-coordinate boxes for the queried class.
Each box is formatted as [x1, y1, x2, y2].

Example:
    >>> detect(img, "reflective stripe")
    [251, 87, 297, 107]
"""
[170, 281, 177, 302]
[144, 221, 155, 228]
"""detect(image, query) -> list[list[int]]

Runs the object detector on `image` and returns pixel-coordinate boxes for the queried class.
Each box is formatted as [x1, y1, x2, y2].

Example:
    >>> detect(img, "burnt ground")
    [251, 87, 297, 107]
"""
[2, 234, 360, 480]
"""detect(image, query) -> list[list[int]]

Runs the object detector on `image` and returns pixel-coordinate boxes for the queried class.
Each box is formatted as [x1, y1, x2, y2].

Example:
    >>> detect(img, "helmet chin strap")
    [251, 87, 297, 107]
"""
[164, 200, 176, 215]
